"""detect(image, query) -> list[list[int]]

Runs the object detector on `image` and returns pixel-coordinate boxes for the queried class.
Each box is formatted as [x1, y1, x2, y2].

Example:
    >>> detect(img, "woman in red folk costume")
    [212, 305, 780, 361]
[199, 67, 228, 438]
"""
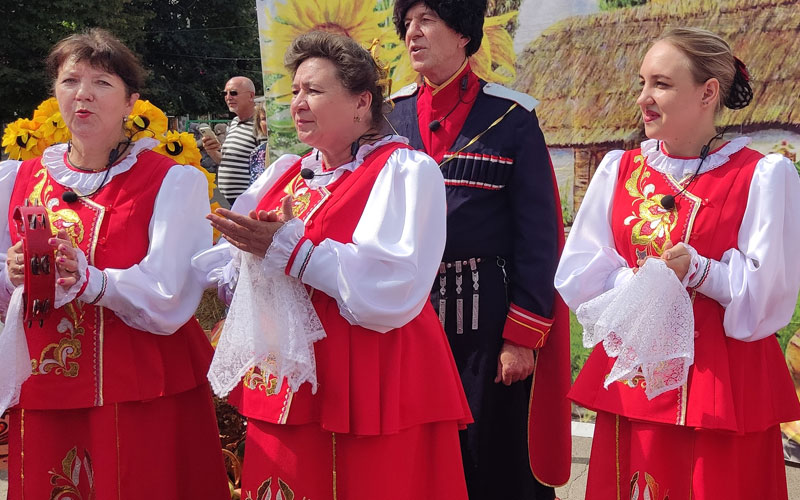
[555, 27, 800, 500]
[193, 31, 472, 500]
[0, 29, 229, 499]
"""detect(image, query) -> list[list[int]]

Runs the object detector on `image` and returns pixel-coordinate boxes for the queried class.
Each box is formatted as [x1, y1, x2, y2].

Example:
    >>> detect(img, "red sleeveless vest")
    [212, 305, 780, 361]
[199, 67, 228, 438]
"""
[9, 150, 212, 409]
[569, 146, 800, 432]
[229, 142, 472, 435]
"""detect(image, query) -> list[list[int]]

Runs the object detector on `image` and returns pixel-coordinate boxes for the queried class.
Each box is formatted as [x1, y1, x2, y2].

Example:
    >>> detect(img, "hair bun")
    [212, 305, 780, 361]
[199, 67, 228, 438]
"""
[725, 57, 753, 110]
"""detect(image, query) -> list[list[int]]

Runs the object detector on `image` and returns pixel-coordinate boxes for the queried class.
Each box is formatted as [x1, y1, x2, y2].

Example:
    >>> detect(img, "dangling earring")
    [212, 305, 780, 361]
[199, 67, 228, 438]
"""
[353, 115, 361, 123]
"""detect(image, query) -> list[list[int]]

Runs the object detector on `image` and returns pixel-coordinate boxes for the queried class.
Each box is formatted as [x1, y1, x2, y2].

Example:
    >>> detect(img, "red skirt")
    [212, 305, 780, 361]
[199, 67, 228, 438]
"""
[7, 384, 230, 500]
[586, 410, 789, 500]
[241, 419, 469, 500]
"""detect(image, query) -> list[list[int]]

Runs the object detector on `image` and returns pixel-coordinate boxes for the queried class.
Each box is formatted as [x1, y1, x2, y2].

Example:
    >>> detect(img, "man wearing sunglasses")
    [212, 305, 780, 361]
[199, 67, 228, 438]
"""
[203, 76, 259, 205]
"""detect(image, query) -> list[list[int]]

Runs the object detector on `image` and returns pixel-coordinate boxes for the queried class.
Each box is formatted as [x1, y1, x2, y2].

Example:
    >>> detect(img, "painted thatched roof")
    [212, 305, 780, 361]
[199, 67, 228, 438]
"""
[514, 0, 800, 147]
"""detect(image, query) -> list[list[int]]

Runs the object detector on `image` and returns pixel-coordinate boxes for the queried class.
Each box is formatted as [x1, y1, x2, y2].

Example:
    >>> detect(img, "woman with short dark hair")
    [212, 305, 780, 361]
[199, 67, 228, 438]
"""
[194, 31, 471, 500]
[0, 28, 229, 499]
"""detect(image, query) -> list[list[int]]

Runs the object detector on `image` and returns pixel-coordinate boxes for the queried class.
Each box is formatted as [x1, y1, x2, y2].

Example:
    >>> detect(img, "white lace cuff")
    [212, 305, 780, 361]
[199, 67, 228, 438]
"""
[577, 258, 695, 399]
[263, 218, 306, 277]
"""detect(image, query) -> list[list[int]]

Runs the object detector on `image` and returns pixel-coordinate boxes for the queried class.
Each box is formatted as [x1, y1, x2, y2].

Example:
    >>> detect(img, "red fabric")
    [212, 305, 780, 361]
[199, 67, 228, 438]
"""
[416, 64, 480, 163]
[285, 236, 309, 275]
[502, 302, 553, 349]
[570, 146, 800, 433]
[527, 160, 572, 487]
[6, 384, 229, 500]
[241, 419, 468, 500]
[8, 153, 213, 409]
[586, 410, 789, 500]
[232, 142, 472, 436]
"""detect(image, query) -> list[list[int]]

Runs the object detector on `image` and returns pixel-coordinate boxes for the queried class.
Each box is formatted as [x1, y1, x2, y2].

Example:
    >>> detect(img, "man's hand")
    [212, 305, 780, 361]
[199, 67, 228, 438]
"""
[494, 341, 536, 386]
[202, 135, 222, 164]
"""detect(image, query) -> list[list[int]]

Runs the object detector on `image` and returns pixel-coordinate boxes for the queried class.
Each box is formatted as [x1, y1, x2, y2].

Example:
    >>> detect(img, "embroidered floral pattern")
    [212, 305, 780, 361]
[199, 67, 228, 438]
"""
[246, 477, 307, 500]
[622, 155, 678, 256]
[630, 471, 669, 500]
[26, 165, 89, 378]
[48, 446, 95, 500]
[243, 367, 280, 396]
[32, 302, 86, 378]
[28, 164, 85, 246]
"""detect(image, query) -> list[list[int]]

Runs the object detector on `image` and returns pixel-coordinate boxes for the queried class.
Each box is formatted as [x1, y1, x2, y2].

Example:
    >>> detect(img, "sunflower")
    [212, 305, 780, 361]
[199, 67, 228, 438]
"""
[155, 131, 202, 166]
[154, 131, 217, 200]
[261, 0, 402, 102]
[2, 118, 43, 160]
[33, 97, 71, 147]
[126, 100, 169, 139]
[390, 11, 519, 89]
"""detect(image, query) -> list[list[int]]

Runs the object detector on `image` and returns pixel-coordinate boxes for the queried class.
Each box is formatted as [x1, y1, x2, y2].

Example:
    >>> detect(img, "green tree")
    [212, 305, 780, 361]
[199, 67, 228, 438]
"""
[0, 0, 259, 122]
[134, 0, 260, 117]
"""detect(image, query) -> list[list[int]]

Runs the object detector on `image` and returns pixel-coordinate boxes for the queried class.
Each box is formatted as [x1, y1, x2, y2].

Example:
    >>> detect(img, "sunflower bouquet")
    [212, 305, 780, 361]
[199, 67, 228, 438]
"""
[2, 98, 218, 204]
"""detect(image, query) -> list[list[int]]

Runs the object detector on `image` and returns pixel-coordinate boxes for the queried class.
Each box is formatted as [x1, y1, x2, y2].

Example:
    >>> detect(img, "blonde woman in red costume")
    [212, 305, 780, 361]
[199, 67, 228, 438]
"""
[555, 27, 800, 499]
[0, 29, 228, 499]
[193, 31, 471, 500]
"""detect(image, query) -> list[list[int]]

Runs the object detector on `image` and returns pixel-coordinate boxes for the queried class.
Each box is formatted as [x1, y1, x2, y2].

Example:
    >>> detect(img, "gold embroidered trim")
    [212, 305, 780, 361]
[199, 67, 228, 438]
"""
[615, 415, 621, 500]
[47, 446, 96, 499]
[332, 432, 338, 500]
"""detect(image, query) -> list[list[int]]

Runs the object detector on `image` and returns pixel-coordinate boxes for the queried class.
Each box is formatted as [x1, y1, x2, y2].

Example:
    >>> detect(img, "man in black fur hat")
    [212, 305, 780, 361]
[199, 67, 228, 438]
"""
[387, 1, 572, 498]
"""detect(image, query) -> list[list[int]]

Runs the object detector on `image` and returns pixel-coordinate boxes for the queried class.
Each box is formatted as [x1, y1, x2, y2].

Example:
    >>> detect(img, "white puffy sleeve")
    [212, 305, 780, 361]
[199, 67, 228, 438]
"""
[191, 154, 300, 301]
[269, 148, 447, 333]
[555, 150, 633, 310]
[692, 154, 800, 341]
[79, 163, 212, 334]
[0, 160, 21, 314]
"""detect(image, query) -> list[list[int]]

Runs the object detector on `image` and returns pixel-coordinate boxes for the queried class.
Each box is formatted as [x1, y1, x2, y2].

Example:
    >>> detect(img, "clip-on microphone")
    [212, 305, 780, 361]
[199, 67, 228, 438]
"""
[659, 143, 711, 211]
[62, 139, 131, 203]
[428, 76, 469, 132]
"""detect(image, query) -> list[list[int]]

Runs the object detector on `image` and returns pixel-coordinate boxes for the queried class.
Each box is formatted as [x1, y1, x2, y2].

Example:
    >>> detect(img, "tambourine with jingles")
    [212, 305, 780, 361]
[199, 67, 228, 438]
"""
[13, 203, 56, 327]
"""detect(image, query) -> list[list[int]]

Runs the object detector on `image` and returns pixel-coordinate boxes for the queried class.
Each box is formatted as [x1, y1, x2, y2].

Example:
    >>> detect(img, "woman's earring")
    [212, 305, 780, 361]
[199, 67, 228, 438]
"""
[353, 115, 361, 123]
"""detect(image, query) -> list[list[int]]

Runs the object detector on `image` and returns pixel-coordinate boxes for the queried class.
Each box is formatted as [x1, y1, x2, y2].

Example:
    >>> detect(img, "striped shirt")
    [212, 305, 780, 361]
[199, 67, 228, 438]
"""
[217, 117, 258, 199]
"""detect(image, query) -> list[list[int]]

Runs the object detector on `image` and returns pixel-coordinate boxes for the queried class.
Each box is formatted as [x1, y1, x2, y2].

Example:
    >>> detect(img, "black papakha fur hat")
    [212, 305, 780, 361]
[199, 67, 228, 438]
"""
[393, 0, 487, 57]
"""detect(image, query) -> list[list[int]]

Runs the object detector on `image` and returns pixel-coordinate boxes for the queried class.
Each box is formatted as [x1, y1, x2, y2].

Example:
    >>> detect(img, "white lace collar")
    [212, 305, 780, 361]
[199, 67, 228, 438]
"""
[300, 135, 409, 188]
[42, 138, 160, 194]
[641, 136, 751, 179]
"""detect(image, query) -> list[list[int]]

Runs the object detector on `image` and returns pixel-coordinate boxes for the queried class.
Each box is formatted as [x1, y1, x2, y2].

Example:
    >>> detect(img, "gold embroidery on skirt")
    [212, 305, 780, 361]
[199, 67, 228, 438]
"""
[630, 470, 670, 500]
[246, 477, 306, 500]
[48, 446, 95, 500]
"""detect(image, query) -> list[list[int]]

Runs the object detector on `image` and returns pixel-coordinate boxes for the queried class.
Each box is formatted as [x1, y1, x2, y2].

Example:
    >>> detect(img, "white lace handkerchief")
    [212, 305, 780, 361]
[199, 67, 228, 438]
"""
[576, 258, 695, 399]
[0, 287, 32, 415]
[208, 252, 326, 397]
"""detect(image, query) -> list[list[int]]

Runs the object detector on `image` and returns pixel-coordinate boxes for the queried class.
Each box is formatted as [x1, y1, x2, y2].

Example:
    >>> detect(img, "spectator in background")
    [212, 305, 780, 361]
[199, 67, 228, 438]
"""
[248, 102, 269, 184]
[203, 76, 259, 205]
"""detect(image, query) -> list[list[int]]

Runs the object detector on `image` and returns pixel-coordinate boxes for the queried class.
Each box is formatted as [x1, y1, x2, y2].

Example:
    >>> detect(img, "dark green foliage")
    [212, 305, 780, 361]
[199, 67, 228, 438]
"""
[0, 0, 259, 122]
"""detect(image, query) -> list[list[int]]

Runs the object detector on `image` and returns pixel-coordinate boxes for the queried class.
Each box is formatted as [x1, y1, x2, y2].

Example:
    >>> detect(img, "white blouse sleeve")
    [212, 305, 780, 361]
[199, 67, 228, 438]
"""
[555, 150, 632, 310]
[0, 160, 21, 314]
[80, 164, 212, 334]
[693, 154, 800, 341]
[191, 154, 300, 301]
[285, 148, 447, 333]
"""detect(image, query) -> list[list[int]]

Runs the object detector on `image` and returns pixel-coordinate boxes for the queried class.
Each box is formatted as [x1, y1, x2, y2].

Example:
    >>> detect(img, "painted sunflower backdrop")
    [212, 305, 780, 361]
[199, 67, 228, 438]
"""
[255, 0, 522, 158]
